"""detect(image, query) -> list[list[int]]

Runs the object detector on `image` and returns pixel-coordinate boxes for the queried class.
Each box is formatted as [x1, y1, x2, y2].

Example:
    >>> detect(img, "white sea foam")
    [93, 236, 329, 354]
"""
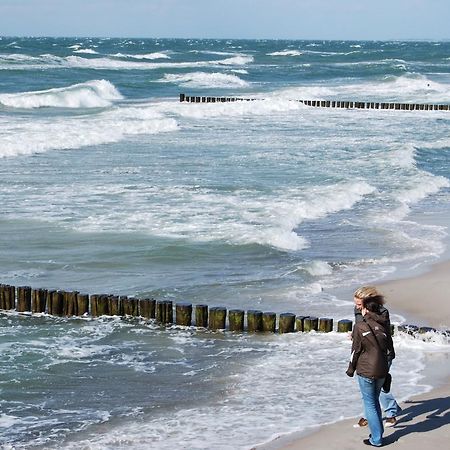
[396, 174, 450, 206]
[59, 332, 446, 450]
[267, 50, 302, 56]
[159, 72, 249, 88]
[216, 55, 254, 65]
[0, 80, 122, 109]
[73, 48, 98, 55]
[0, 53, 253, 71]
[111, 52, 171, 60]
[273, 74, 450, 103]
[55, 181, 375, 252]
[305, 260, 334, 276]
[0, 106, 178, 157]
[0, 414, 21, 428]
[167, 97, 304, 119]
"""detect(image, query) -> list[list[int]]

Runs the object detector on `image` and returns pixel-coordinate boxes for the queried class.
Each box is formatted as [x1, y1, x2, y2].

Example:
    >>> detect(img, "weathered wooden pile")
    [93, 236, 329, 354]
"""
[0, 283, 445, 336]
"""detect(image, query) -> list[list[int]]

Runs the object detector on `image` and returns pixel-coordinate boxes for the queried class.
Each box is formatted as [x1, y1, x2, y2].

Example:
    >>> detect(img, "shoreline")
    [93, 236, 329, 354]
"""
[257, 259, 450, 450]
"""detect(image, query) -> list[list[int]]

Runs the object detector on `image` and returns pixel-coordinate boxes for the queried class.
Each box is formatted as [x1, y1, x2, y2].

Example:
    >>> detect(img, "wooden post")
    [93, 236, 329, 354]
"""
[123, 297, 139, 317]
[63, 291, 78, 316]
[32, 288, 47, 313]
[51, 291, 64, 316]
[156, 300, 164, 323]
[180, 93, 185, 102]
[17, 286, 32, 312]
[279, 313, 295, 333]
[96, 295, 109, 316]
[262, 312, 276, 332]
[164, 300, 173, 324]
[77, 294, 89, 316]
[208, 307, 226, 330]
[139, 298, 155, 319]
[229, 309, 244, 331]
[295, 315, 308, 332]
[176, 302, 192, 326]
[0, 285, 5, 309]
[46, 290, 56, 314]
[247, 310, 263, 332]
[304, 316, 318, 332]
[195, 304, 208, 327]
[319, 318, 333, 332]
[90, 294, 99, 317]
[337, 319, 353, 332]
[108, 295, 121, 316]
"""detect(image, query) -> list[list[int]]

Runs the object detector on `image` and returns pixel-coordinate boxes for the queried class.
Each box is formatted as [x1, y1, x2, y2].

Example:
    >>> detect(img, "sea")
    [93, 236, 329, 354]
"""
[1, 37, 450, 449]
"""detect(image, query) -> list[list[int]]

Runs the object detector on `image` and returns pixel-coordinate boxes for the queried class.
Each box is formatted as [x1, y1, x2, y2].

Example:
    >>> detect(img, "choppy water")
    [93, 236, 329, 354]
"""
[1, 37, 450, 449]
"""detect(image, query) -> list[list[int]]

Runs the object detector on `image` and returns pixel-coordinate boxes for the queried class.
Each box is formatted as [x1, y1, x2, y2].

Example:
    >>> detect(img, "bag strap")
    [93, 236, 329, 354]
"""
[365, 320, 387, 356]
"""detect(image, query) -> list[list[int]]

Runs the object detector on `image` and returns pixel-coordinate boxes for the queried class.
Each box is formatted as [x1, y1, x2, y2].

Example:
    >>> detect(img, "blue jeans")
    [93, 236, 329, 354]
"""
[357, 375, 384, 446]
[380, 361, 401, 418]
[380, 389, 401, 418]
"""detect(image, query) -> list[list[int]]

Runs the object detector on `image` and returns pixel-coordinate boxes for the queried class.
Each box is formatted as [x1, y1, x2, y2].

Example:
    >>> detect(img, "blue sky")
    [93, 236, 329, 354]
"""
[1, 0, 449, 40]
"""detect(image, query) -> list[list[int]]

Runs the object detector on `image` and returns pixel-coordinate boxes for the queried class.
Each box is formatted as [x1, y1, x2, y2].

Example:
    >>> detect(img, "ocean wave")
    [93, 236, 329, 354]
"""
[0, 106, 178, 157]
[0, 80, 122, 109]
[73, 48, 98, 55]
[396, 173, 450, 206]
[111, 52, 171, 60]
[267, 50, 302, 56]
[159, 72, 249, 88]
[0, 53, 253, 71]
[273, 74, 450, 102]
[63, 181, 375, 252]
[216, 55, 254, 65]
[166, 97, 304, 120]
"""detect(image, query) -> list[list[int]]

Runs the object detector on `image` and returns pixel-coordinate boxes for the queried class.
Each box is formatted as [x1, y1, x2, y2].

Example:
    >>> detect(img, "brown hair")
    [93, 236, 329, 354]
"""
[362, 298, 381, 313]
[353, 286, 385, 305]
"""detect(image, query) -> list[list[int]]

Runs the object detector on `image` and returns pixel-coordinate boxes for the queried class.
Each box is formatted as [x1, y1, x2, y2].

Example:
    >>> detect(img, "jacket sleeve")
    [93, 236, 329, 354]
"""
[381, 308, 395, 362]
[346, 325, 362, 377]
[386, 328, 395, 362]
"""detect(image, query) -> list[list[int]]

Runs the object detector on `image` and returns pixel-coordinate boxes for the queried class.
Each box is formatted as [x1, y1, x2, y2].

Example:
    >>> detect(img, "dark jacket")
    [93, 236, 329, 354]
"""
[354, 305, 389, 326]
[347, 311, 395, 379]
[354, 305, 394, 364]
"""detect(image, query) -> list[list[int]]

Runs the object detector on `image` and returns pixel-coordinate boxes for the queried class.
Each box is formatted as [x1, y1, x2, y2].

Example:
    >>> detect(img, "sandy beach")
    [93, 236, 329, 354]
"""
[258, 259, 450, 450]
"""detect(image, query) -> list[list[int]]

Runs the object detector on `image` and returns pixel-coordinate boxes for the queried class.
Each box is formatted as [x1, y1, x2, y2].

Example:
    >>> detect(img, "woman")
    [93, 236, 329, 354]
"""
[346, 295, 395, 447]
[353, 287, 401, 427]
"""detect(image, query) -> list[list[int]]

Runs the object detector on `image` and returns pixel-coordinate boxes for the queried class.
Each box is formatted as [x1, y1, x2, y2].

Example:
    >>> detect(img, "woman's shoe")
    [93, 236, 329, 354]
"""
[353, 417, 368, 428]
[385, 417, 397, 427]
[363, 438, 383, 447]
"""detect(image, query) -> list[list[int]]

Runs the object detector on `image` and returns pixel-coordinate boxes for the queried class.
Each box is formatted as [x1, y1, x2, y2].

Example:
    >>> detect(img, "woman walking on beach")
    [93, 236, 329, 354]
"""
[353, 287, 401, 427]
[346, 295, 395, 447]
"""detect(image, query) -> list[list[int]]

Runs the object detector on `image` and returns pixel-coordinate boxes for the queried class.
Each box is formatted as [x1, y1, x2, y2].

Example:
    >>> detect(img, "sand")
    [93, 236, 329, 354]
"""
[258, 260, 450, 450]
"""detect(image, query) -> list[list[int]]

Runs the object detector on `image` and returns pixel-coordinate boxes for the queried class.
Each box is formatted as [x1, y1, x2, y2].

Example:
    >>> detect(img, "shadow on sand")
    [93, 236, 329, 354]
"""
[384, 395, 450, 444]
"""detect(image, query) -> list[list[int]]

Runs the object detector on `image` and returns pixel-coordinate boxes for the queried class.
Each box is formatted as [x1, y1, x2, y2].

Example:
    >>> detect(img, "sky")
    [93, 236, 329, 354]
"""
[1, 0, 450, 40]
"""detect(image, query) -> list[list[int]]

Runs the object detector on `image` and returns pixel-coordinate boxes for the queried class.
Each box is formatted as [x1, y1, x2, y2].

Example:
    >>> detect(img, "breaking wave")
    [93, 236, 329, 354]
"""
[0, 80, 122, 109]
[159, 72, 249, 88]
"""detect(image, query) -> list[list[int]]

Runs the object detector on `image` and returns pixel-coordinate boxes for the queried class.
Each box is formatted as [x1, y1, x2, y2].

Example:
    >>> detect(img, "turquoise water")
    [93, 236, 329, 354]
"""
[1, 37, 450, 449]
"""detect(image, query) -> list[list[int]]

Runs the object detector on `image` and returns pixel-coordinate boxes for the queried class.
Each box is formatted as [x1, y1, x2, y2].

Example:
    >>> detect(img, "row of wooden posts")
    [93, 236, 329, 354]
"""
[179, 93, 450, 111]
[0, 283, 443, 336]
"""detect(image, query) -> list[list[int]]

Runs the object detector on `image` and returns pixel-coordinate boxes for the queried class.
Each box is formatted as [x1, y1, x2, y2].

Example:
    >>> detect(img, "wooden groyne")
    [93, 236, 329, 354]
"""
[1, 283, 448, 338]
[179, 93, 450, 111]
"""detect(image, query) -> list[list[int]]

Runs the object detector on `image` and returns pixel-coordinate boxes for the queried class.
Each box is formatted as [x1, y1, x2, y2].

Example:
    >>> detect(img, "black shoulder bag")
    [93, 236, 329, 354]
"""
[366, 322, 392, 393]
